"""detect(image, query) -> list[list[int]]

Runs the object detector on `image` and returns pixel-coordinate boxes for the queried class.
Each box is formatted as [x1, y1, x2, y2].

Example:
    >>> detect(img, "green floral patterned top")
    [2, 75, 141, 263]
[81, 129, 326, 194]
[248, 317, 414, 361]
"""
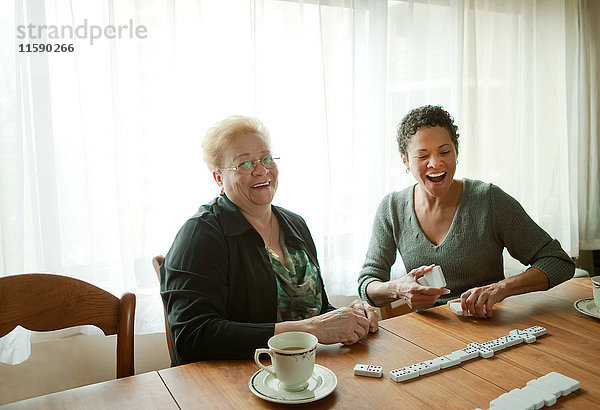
[269, 229, 323, 321]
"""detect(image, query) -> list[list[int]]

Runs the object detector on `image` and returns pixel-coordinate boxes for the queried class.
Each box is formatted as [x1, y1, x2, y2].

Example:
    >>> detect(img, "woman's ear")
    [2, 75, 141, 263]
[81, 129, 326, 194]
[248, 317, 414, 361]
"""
[212, 171, 223, 187]
[401, 153, 409, 171]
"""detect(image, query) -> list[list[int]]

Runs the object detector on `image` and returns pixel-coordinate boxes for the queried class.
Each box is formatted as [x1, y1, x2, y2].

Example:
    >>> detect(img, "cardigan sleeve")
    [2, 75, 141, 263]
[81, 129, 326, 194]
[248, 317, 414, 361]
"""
[358, 194, 400, 306]
[489, 184, 575, 288]
[160, 216, 274, 365]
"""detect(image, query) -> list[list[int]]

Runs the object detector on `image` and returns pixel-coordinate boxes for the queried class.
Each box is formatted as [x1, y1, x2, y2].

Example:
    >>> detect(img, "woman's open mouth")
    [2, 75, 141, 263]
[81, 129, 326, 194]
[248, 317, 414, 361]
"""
[426, 172, 446, 183]
[251, 181, 271, 189]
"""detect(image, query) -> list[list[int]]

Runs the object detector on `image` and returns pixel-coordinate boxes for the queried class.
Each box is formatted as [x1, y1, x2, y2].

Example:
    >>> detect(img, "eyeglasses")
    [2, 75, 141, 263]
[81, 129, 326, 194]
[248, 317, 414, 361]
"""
[219, 155, 279, 175]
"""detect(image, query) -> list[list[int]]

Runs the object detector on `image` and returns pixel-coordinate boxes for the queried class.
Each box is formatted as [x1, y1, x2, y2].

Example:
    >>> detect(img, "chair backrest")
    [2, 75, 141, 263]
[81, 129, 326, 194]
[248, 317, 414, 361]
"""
[152, 255, 172, 360]
[0, 273, 135, 378]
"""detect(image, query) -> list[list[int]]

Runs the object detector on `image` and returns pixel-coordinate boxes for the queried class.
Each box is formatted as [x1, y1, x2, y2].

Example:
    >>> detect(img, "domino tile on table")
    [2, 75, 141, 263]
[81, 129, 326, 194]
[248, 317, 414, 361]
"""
[353, 364, 383, 378]
[488, 371, 580, 410]
[389, 326, 548, 384]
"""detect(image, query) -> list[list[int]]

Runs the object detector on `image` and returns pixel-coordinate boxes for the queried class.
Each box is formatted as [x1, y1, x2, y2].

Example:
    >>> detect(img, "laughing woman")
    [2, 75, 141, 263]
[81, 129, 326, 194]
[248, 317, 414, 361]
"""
[161, 115, 378, 366]
[358, 105, 574, 317]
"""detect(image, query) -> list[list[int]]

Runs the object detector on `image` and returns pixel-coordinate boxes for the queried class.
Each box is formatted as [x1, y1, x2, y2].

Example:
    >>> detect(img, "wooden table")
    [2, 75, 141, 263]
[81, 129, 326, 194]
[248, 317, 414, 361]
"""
[5, 277, 598, 409]
[2, 371, 178, 409]
[157, 277, 598, 409]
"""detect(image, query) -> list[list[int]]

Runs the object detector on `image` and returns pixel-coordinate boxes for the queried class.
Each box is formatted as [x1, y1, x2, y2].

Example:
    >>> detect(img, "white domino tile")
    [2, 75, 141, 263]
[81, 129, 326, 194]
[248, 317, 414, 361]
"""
[547, 371, 580, 391]
[496, 335, 523, 348]
[490, 372, 579, 409]
[526, 379, 562, 399]
[389, 367, 419, 382]
[490, 395, 517, 409]
[523, 326, 547, 337]
[509, 329, 537, 344]
[448, 301, 463, 315]
[521, 385, 557, 406]
[353, 364, 383, 378]
[429, 265, 447, 288]
[537, 373, 575, 396]
[489, 399, 519, 410]
[447, 301, 477, 316]
[417, 265, 447, 288]
[405, 362, 434, 376]
[430, 354, 461, 369]
[452, 346, 479, 361]
[482, 339, 507, 352]
[468, 342, 494, 358]
[509, 388, 544, 409]
[415, 360, 441, 375]
[496, 392, 535, 410]
[388, 326, 549, 385]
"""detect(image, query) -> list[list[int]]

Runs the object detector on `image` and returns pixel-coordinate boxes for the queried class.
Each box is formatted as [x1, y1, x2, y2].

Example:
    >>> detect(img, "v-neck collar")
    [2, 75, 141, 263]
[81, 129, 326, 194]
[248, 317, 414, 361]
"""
[409, 179, 469, 248]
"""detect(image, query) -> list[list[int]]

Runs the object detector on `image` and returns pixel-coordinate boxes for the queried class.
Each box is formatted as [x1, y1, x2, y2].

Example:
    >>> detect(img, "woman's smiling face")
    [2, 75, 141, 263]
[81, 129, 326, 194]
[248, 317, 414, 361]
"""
[402, 125, 457, 198]
[215, 132, 278, 211]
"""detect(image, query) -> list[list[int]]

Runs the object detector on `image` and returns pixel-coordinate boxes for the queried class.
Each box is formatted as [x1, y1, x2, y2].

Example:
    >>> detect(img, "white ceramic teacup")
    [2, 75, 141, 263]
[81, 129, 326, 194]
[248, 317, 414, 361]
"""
[592, 276, 600, 309]
[254, 332, 317, 392]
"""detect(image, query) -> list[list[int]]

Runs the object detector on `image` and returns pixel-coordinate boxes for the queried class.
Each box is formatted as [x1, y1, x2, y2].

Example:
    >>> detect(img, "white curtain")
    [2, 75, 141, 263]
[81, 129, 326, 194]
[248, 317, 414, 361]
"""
[1, 0, 598, 363]
[566, 0, 600, 251]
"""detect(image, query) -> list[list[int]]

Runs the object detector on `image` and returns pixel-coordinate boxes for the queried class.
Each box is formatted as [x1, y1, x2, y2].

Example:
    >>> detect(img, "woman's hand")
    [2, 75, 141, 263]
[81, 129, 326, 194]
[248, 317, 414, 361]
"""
[454, 283, 505, 318]
[348, 299, 379, 333]
[455, 268, 549, 318]
[388, 265, 450, 309]
[305, 306, 375, 345]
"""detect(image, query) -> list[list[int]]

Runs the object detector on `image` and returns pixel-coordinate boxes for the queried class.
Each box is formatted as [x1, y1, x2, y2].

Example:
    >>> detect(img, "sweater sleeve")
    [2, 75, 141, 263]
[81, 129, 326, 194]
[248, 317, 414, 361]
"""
[160, 217, 274, 365]
[489, 184, 575, 288]
[358, 194, 400, 306]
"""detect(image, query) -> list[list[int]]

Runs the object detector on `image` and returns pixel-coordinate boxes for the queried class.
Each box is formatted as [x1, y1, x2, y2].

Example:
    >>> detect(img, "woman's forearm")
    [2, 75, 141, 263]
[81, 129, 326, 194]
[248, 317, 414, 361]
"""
[365, 280, 400, 307]
[495, 267, 550, 300]
[274, 319, 312, 335]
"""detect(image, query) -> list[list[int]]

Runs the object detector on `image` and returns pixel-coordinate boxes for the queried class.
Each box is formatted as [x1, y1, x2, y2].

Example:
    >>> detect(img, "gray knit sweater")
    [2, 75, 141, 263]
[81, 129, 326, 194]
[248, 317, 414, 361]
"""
[358, 179, 575, 306]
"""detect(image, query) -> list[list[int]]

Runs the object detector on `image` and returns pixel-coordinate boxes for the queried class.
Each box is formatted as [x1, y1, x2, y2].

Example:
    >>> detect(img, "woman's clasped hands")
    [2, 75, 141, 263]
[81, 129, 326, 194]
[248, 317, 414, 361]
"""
[306, 299, 378, 345]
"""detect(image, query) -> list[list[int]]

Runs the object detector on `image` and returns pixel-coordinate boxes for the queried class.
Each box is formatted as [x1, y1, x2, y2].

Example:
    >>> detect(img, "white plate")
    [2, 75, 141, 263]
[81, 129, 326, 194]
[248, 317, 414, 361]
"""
[249, 364, 337, 404]
[573, 298, 600, 319]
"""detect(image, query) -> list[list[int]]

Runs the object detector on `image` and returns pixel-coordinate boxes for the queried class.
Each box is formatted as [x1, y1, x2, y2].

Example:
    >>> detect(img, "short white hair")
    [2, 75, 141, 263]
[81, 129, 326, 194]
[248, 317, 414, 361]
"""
[201, 115, 271, 170]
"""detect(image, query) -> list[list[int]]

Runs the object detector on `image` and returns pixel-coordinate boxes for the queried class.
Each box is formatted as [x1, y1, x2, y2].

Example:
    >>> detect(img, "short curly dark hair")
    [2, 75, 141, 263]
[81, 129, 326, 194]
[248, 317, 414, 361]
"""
[396, 105, 459, 157]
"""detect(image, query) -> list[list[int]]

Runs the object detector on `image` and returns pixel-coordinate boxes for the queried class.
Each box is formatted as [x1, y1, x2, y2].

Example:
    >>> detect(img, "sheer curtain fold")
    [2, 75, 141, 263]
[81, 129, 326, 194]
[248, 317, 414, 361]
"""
[566, 0, 600, 251]
[1, 0, 599, 365]
[458, 0, 574, 253]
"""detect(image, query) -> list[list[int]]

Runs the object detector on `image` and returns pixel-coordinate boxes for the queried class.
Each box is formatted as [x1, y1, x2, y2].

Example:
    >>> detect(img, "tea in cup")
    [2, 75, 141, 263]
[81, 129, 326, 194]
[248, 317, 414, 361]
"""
[592, 276, 600, 309]
[254, 332, 317, 391]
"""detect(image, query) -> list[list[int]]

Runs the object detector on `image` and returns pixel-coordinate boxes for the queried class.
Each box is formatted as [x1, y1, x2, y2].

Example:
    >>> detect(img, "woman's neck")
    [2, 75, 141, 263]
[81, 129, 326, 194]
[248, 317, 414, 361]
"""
[415, 179, 463, 211]
[240, 206, 273, 232]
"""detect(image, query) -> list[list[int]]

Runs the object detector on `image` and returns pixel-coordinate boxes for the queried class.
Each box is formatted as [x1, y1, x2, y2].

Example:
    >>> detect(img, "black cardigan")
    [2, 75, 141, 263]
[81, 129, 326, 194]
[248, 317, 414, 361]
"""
[160, 195, 334, 366]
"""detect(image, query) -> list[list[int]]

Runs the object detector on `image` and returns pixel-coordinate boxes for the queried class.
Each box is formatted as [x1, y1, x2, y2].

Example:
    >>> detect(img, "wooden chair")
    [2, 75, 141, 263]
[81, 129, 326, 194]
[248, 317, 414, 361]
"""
[0, 273, 135, 378]
[379, 300, 414, 320]
[152, 255, 173, 360]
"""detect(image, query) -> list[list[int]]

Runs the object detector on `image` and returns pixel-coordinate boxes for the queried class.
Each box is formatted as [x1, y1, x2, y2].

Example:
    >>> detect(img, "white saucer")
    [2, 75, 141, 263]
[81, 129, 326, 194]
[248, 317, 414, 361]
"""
[249, 364, 337, 404]
[573, 298, 600, 319]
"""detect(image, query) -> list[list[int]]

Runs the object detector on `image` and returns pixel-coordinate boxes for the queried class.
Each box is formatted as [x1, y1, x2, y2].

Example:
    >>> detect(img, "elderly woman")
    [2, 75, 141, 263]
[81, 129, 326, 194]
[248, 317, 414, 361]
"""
[358, 105, 574, 318]
[161, 115, 378, 365]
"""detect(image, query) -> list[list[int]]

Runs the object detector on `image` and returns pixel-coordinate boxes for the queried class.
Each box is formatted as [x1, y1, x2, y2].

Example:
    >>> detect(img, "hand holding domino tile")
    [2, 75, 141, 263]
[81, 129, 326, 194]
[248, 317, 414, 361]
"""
[449, 281, 503, 318]
[367, 265, 451, 310]
[447, 300, 486, 317]
[416, 265, 447, 288]
[407, 265, 451, 308]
